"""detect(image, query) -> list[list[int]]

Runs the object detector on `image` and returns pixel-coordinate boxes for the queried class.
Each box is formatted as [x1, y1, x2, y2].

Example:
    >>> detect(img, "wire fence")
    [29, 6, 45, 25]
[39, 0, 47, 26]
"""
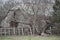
[0, 27, 33, 36]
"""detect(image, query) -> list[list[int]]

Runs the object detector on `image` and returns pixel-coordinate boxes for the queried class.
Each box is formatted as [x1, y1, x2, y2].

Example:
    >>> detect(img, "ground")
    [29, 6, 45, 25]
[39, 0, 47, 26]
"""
[0, 36, 60, 40]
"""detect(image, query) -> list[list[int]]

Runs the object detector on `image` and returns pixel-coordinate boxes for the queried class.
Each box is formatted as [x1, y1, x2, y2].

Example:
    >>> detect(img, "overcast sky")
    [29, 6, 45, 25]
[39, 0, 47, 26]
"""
[0, 0, 23, 4]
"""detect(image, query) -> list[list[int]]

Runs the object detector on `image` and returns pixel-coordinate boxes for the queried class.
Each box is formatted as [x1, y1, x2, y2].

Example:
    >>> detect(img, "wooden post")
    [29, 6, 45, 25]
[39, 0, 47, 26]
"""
[18, 28, 20, 35]
[22, 27, 24, 36]
[0, 28, 2, 36]
[8, 28, 10, 36]
[4, 28, 6, 36]
[30, 27, 32, 35]
[13, 27, 15, 35]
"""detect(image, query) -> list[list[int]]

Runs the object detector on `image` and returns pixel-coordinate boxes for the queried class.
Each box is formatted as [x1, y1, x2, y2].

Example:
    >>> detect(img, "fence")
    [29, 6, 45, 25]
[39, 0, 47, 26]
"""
[0, 27, 32, 36]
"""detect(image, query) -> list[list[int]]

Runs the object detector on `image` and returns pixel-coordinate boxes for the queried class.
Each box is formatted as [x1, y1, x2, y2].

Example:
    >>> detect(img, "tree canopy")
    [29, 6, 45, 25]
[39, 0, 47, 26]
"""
[53, 0, 60, 23]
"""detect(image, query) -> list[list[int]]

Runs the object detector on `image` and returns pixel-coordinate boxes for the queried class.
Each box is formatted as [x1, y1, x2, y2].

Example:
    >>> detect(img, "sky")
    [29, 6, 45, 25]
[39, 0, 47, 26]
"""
[0, 0, 55, 16]
[0, 0, 55, 4]
[0, 0, 23, 4]
[0, 0, 7, 4]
